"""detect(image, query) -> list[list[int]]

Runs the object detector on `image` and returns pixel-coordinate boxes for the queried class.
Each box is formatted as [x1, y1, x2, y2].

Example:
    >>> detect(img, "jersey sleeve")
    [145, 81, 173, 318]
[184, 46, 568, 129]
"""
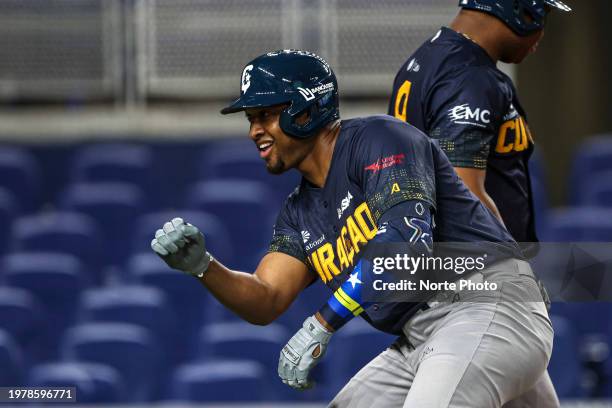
[352, 117, 437, 224]
[267, 198, 308, 266]
[425, 66, 505, 169]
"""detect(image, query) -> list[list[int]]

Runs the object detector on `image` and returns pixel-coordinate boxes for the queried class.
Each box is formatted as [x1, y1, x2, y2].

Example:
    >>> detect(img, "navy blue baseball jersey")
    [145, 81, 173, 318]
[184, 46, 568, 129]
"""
[269, 115, 520, 334]
[388, 27, 537, 243]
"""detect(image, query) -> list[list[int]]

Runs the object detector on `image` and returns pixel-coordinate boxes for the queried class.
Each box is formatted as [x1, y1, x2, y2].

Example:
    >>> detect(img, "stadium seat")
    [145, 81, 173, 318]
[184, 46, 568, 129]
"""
[126, 253, 211, 361]
[28, 362, 124, 403]
[132, 210, 234, 264]
[71, 143, 153, 186]
[569, 135, 612, 205]
[583, 173, 612, 207]
[0, 147, 41, 212]
[0, 286, 44, 359]
[58, 182, 146, 266]
[0, 330, 24, 387]
[0, 188, 18, 255]
[542, 207, 612, 242]
[79, 285, 175, 363]
[548, 315, 583, 398]
[324, 318, 396, 398]
[196, 322, 287, 370]
[3, 252, 87, 359]
[185, 179, 277, 270]
[62, 322, 161, 402]
[168, 360, 270, 402]
[197, 140, 300, 203]
[11, 212, 103, 280]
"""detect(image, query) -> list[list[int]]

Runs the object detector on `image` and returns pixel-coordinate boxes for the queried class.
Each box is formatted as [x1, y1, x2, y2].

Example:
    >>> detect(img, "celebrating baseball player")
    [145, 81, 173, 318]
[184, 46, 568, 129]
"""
[151, 50, 553, 407]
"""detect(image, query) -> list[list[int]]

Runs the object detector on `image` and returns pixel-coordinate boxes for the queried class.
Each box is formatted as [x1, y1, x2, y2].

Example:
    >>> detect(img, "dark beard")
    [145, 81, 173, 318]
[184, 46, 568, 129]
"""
[266, 158, 287, 175]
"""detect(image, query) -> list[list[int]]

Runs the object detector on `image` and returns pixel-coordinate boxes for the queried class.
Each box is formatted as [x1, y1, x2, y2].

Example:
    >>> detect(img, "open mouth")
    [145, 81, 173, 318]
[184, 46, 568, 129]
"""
[257, 140, 274, 159]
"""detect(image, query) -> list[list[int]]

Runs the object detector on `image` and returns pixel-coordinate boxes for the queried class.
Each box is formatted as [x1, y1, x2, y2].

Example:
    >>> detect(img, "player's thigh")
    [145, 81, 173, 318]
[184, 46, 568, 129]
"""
[329, 337, 414, 408]
[401, 301, 500, 408]
[447, 282, 553, 407]
[403, 285, 553, 407]
[502, 371, 560, 408]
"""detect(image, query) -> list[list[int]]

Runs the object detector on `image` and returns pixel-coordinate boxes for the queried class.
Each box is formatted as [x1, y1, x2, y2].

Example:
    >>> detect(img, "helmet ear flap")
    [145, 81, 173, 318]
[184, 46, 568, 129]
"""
[279, 94, 339, 139]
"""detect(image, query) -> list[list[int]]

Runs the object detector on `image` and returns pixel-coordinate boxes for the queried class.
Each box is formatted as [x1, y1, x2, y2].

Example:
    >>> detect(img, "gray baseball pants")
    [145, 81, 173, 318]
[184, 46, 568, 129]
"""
[329, 258, 558, 408]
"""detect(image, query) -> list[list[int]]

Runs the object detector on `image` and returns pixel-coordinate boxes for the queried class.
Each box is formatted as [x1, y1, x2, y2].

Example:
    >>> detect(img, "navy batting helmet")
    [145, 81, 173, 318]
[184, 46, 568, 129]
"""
[459, 0, 571, 36]
[220, 50, 340, 139]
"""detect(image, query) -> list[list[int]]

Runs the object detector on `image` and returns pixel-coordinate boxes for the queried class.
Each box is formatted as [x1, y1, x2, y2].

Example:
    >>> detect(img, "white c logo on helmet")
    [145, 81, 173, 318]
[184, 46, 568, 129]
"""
[241, 65, 254, 94]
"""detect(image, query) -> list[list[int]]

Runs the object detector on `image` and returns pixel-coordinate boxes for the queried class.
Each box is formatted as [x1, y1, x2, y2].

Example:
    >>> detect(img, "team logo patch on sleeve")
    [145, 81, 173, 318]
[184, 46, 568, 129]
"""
[364, 153, 406, 173]
[448, 104, 491, 128]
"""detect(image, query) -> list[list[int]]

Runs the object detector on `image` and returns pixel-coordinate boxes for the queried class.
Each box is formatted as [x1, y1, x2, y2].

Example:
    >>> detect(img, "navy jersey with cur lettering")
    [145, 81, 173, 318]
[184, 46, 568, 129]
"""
[388, 27, 537, 243]
[269, 115, 520, 334]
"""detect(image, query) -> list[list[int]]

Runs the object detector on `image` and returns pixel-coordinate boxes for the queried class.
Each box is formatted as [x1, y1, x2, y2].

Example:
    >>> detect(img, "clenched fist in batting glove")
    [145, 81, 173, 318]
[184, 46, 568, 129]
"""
[278, 315, 333, 390]
[150, 217, 212, 278]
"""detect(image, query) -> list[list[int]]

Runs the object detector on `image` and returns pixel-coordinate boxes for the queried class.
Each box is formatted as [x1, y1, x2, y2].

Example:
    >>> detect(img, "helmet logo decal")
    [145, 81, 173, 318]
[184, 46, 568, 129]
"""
[297, 82, 335, 101]
[297, 87, 316, 101]
[241, 64, 254, 94]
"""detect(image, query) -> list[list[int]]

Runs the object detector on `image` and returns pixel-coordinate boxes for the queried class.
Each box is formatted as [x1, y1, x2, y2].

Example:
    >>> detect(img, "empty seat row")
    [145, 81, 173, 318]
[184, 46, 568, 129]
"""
[3, 136, 612, 220]
[0, 316, 397, 402]
[0, 141, 300, 214]
[3, 313, 601, 402]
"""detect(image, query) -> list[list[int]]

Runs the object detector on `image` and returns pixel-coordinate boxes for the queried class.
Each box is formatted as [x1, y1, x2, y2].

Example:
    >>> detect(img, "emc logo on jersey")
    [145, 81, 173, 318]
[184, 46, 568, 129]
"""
[448, 104, 491, 128]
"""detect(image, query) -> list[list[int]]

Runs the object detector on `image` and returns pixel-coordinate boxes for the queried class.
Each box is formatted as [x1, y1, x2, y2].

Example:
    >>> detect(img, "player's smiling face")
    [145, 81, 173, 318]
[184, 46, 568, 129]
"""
[246, 105, 315, 175]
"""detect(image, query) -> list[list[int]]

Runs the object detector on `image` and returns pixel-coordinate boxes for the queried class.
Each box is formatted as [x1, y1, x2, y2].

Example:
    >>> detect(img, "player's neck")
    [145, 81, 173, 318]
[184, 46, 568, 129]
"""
[298, 121, 341, 188]
[449, 10, 505, 63]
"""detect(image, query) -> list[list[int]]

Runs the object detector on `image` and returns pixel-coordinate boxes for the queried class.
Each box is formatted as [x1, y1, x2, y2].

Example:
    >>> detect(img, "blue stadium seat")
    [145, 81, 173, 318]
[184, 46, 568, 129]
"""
[132, 210, 234, 264]
[3, 252, 87, 359]
[71, 143, 153, 186]
[0, 188, 18, 256]
[79, 285, 175, 363]
[0, 147, 41, 212]
[197, 140, 300, 203]
[548, 315, 583, 398]
[196, 322, 287, 371]
[542, 207, 612, 242]
[126, 253, 210, 360]
[583, 173, 612, 207]
[28, 362, 124, 403]
[62, 322, 161, 402]
[185, 179, 277, 270]
[0, 329, 24, 387]
[168, 360, 270, 402]
[11, 212, 103, 279]
[0, 287, 44, 358]
[58, 183, 146, 266]
[569, 135, 612, 205]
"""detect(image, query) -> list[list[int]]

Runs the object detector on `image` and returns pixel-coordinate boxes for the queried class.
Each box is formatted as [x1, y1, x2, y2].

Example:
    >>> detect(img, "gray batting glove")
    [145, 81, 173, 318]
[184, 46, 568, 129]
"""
[278, 315, 333, 390]
[150, 217, 212, 278]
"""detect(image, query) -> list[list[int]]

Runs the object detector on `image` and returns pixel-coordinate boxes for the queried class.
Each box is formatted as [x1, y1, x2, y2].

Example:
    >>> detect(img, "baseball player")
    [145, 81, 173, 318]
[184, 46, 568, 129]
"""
[388, 2, 570, 405]
[389, 0, 571, 243]
[151, 50, 553, 407]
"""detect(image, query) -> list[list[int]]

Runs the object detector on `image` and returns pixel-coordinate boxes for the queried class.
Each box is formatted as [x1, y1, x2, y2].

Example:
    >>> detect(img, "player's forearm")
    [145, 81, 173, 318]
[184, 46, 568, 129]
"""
[198, 259, 282, 325]
[317, 208, 435, 331]
[454, 167, 506, 227]
[473, 189, 506, 226]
